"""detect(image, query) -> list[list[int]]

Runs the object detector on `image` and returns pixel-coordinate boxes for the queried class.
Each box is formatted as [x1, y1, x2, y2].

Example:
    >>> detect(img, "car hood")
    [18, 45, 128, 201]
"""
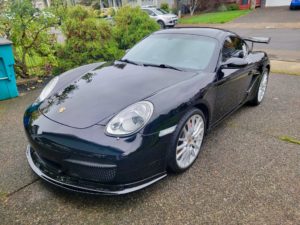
[40, 62, 197, 128]
[162, 14, 177, 19]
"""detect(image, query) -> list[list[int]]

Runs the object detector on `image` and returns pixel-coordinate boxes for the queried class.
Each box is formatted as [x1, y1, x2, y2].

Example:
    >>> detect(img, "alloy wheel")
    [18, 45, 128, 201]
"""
[257, 71, 268, 102]
[176, 114, 204, 169]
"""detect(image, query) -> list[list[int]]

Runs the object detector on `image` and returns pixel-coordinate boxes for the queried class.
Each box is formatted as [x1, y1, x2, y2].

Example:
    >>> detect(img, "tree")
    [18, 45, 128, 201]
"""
[189, 0, 203, 16]
[0, 0, 59, 78]
[250, 0, 256, 9]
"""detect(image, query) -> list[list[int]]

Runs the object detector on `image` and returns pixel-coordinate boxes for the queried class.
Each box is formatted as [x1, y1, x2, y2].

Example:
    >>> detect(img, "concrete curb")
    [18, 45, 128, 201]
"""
[271, 60, 300, 76]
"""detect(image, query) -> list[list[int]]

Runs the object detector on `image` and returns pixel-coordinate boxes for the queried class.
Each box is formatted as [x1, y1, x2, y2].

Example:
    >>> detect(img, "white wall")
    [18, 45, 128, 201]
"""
[265, 0, 290, 6]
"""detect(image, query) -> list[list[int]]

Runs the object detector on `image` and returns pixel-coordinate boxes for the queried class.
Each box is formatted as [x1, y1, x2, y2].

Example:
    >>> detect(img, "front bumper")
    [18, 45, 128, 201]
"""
[165, 19, 178, 26]
[26, 145, 166, 195]
[24, 105, 172, 195]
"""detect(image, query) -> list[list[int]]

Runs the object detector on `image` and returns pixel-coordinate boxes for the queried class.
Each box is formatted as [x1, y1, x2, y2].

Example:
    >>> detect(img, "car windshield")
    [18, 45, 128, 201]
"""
[151, 8, 165, 15]
[123, 34, 217, 71]
[155, 8, 168, 14]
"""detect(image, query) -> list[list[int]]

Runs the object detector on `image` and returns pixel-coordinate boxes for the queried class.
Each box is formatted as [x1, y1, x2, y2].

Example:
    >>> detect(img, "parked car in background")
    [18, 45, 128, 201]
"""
[142, 6, 178, 28]
[290, 0, 300, 9]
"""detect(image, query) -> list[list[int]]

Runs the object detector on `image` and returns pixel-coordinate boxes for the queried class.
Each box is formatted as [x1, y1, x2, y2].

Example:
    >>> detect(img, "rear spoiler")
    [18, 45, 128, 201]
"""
[243, 37, 271, 50]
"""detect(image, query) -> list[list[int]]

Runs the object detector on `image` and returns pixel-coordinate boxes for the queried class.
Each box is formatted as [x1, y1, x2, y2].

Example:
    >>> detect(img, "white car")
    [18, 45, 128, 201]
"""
[142, 6, 178, 29]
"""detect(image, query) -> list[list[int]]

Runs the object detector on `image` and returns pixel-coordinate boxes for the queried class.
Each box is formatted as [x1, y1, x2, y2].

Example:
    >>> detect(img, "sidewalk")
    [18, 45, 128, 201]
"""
[271, 60, 300, 76]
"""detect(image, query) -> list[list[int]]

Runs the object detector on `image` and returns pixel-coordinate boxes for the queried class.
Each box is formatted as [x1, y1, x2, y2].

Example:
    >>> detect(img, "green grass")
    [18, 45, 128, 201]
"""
[279, 136, 300, 145]
[179, 10, 251, 24]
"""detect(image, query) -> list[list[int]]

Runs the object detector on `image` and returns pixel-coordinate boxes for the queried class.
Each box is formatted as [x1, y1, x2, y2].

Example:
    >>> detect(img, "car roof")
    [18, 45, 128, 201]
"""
[154, 27, 237, 41]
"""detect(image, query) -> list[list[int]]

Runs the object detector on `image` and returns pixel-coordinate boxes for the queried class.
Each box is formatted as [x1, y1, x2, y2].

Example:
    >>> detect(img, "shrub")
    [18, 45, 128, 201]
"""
[227, 3, 239, 11]
[0, 0, 59, 78]
[113, 6, 160, 50]
[217, 3, 227, 12]
[55, 6, 122, 74]
[160, 3, 169, 12]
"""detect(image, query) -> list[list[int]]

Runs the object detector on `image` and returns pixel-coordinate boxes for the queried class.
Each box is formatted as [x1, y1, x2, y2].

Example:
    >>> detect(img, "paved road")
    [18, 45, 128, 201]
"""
[230, 6, 300, 62]
[178, 7, 300, 62]
[231, 28, 300, 62]
[1, 74, 300, 224]
[233, 6, 300, 23]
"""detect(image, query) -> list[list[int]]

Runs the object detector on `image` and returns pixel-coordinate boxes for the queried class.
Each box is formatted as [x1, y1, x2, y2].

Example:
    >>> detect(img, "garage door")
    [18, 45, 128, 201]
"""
[265, 0, 290, 6]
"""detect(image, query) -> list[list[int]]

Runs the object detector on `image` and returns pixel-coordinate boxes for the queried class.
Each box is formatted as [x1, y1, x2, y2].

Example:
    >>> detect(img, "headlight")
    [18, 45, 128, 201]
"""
[36, 76, 59, 102]
[106, 101, 154, 136]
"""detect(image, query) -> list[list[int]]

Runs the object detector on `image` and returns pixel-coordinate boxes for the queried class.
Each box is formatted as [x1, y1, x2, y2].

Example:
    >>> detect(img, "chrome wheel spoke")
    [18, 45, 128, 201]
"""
[177, 141, 187, 151]
[176, 147, 187, 160]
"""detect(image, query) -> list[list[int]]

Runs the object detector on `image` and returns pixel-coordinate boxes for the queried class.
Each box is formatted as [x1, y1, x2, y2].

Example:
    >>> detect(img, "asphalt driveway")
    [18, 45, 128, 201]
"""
[1, 74, 300, 225]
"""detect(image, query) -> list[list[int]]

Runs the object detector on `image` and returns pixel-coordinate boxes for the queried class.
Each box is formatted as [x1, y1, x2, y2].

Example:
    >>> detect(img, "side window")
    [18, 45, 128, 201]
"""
[222, 36, 246, 61]
[143, 9, 156, 16]
[143, 9, 152, 15]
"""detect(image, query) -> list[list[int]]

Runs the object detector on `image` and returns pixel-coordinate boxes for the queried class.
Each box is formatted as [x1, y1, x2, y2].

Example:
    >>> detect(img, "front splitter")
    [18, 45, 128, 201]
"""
[26, 145, 167, 195]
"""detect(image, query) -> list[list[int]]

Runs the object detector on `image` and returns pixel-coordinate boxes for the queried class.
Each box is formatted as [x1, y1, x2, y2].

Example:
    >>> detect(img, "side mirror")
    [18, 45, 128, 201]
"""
[221, 57, 248, 69]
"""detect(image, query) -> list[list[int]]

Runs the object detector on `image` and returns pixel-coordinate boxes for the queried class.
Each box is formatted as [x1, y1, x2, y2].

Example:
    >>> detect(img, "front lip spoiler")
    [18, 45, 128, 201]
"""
[26, 145, 167, 195]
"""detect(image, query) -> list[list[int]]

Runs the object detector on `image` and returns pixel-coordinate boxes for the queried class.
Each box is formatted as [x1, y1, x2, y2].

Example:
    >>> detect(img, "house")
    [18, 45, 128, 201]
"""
[237, 0, 291, 9]
[264, 0, 291, 6]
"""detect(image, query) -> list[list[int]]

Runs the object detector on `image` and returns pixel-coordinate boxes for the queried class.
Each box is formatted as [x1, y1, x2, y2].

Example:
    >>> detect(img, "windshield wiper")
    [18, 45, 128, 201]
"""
[118, 59, 143, 66]
[143, 63, 184, 71]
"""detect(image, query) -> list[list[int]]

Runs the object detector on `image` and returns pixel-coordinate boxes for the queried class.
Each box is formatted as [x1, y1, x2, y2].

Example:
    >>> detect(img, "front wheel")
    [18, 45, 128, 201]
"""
[249, 70, 269, 106]
[167, 108, 206, 173]
[157, 20, 165, 29]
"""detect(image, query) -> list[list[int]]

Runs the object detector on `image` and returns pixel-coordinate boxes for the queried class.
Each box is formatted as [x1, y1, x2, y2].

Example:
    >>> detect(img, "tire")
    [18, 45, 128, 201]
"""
[167, 108, 206, 173]
[157, 20, 165, 29]
[248, 69, 269, 106]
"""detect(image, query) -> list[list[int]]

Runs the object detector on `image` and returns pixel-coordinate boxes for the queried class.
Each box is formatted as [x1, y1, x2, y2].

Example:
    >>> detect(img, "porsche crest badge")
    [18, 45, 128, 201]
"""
[59, 107, 66, 113]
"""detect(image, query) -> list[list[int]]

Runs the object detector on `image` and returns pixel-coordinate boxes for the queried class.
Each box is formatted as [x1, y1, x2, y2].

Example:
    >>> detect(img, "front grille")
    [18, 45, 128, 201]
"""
[32, 148, 116, 183]
[66, 163, 116, 183]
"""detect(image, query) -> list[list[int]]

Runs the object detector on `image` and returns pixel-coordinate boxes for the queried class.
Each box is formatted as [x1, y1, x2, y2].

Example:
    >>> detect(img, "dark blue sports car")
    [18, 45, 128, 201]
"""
[24, 28, 271, 195]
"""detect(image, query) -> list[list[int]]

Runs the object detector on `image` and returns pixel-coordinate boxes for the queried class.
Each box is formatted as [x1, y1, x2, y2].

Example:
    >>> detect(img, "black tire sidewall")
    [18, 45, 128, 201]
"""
[167, 108, 206, 173]
[158, 21, 165, 29]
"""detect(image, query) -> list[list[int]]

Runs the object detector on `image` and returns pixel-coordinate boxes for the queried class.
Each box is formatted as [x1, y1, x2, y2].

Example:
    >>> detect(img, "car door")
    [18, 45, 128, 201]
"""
[213, 36, 254, 122]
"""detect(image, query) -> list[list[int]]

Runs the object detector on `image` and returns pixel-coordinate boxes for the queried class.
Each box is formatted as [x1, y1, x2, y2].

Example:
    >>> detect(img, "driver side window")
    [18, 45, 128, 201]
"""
[222, 36, 247, 62]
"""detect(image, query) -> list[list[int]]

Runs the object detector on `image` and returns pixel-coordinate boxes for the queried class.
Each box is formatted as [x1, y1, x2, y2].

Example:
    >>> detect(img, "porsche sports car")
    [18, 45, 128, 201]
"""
[24, 28, 270, 195]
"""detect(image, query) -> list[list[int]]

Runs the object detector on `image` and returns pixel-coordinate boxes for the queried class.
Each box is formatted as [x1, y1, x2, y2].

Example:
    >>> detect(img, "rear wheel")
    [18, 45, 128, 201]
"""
[249, 70, 269, 106]
[168, 108, 206, 173]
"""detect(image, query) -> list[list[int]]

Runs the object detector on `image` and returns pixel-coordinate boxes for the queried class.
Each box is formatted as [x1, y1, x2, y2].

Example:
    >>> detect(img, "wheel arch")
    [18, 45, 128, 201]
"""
[266, 64, 270, 72]
[157, 20, 165, 26]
